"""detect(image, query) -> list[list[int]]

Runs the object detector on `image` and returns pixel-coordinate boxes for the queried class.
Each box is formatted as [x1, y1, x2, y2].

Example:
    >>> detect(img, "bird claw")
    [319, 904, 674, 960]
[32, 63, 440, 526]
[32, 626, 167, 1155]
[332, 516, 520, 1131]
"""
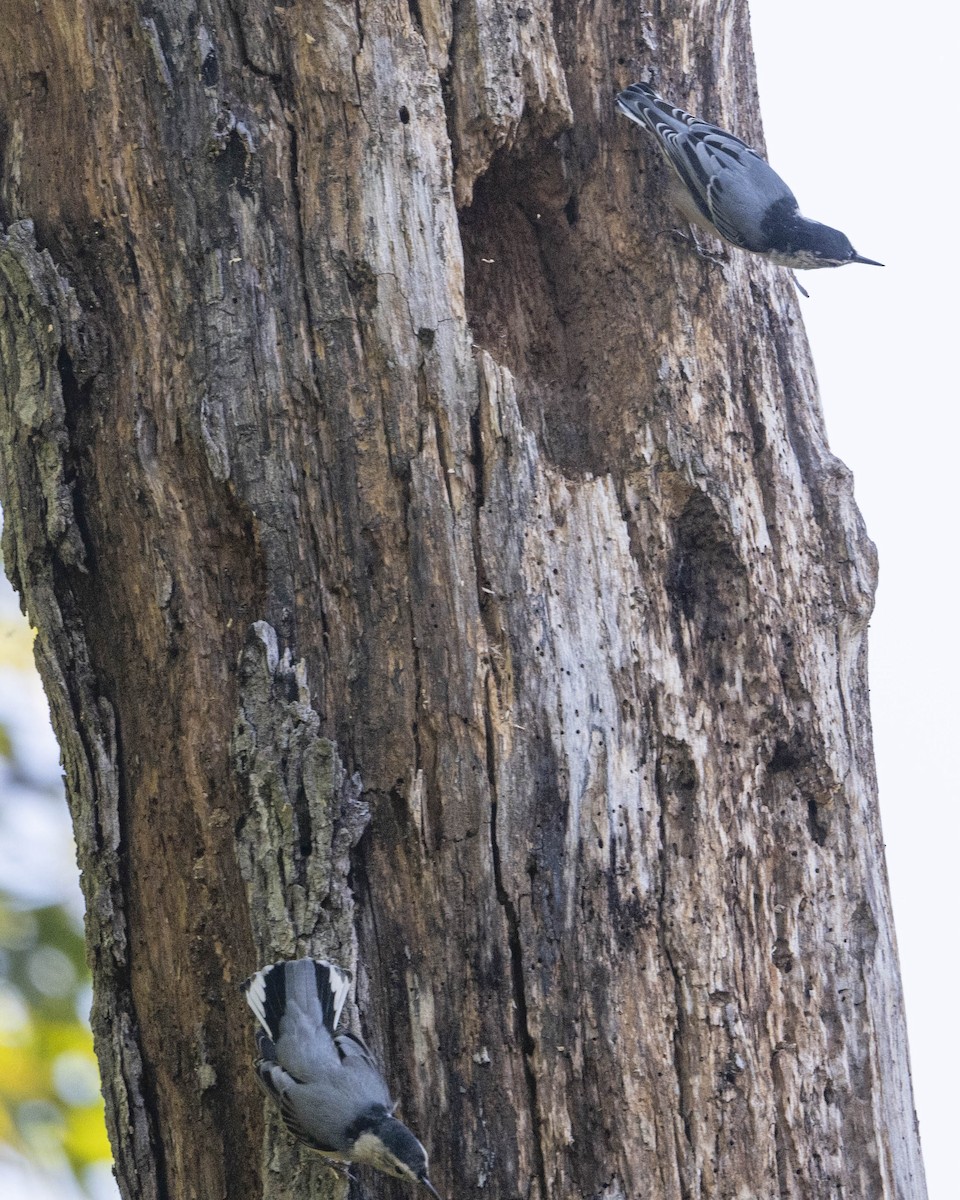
[686, 230, 727, 267]
[660, 226, 726, 267]
[323, 1161, 356, 1183]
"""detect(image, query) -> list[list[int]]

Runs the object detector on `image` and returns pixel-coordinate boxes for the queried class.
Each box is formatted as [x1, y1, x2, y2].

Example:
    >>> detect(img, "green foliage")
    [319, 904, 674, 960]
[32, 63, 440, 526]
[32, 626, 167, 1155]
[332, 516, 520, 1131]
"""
[0, 897, 112, 1176]
[0, 565, 114, 1195]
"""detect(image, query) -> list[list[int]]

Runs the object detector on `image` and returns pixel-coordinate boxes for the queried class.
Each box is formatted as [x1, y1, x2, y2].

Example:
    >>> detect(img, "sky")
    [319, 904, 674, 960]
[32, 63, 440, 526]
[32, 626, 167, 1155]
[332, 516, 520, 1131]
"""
[750, 2, 958, 1196]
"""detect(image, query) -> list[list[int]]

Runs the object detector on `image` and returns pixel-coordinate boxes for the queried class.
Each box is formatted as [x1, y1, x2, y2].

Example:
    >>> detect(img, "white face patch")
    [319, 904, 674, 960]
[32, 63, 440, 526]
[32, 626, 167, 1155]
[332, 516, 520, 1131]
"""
[351, 1132, 418, 1181]
[765, 248, 838, 269]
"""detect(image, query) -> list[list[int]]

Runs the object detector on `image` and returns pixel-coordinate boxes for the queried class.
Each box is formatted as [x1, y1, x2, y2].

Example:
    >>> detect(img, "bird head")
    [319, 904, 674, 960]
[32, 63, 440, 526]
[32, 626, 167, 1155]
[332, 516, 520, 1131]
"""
[793, 219, 883, 269]
[353, 1114, 443, 1199]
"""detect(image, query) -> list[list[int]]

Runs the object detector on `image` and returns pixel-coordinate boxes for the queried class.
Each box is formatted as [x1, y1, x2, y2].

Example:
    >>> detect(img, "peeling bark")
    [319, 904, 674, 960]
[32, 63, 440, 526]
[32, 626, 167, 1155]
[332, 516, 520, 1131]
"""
[0, 3, 925, 1200]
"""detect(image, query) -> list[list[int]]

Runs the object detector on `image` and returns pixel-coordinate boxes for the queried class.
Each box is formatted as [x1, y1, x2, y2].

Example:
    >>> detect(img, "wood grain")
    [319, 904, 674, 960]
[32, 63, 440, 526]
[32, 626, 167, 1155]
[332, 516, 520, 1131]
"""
[0, 3, 925, 1199]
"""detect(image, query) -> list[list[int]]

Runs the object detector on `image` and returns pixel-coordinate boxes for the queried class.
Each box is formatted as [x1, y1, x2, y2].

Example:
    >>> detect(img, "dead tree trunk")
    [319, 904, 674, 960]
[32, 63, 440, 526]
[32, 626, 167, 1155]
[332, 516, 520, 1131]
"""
[0, 2, 925, 1199]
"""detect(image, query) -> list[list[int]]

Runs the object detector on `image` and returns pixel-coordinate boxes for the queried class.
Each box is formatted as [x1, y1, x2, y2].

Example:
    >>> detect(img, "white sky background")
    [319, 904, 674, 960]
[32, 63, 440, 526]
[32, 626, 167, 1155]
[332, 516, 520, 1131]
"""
[749, 2, 958, 1197]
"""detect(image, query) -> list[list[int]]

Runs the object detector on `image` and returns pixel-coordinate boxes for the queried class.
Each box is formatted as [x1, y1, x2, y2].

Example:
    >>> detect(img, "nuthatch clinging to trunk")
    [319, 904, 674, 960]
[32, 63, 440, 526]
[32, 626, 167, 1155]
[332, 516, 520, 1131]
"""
[616, 82, 882, 270]
[243, 958, 442, 1199]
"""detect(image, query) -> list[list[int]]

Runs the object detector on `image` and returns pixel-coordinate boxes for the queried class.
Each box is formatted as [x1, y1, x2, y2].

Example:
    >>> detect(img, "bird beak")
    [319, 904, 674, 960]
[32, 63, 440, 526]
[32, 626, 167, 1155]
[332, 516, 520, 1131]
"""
[851, 253, 884, 266]
[419, 1176, 444, 1200]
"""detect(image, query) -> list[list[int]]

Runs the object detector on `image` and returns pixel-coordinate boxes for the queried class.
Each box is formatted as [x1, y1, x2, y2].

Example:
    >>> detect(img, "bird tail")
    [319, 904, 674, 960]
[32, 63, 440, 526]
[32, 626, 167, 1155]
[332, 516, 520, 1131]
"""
[242, 957, 352, 1042]
[616, 82, 699, 142]
[615, 83, 665, 129]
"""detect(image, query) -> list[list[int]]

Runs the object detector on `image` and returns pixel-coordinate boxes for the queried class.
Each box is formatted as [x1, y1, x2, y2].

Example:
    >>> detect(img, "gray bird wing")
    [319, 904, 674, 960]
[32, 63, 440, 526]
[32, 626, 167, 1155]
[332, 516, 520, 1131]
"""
[617, 85, 797, 252]
[257, 959, 352, 1085]
[335, 1030, 394, 1111]
[266, 1044, 391, 1154]
[254, 1057, 342, 1153]
[256, 1049, 385, 1154]
[683, 126, 796, 252]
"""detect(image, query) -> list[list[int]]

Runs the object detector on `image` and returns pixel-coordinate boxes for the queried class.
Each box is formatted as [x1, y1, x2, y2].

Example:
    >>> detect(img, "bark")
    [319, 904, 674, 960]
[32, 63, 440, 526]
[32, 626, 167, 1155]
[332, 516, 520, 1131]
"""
[0, 3, 925, 1200]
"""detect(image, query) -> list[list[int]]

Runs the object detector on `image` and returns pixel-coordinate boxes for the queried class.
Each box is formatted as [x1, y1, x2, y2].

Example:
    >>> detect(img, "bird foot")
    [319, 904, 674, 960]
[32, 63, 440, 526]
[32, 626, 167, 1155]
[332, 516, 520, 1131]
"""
[660, 226, 726, 267]
[319, 1159, 356, 1183]
[687, 230, 727, 267]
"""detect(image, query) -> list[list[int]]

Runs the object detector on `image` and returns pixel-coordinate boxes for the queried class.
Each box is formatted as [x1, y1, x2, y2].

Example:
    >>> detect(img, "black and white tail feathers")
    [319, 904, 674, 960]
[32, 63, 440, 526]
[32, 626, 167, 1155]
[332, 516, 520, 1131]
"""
[243, 958, 352, 1046]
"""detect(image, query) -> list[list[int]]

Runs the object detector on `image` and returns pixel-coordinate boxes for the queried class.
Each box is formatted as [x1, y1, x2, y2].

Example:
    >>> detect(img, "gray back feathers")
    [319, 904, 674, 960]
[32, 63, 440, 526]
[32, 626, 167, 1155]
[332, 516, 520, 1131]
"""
[242, 958, 391, 1153]
[616, 82, 796, 253]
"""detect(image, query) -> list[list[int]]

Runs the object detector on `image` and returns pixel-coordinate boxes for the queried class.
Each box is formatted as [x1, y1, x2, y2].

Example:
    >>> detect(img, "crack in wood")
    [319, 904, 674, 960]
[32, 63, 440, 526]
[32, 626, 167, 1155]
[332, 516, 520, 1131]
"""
[484, 688, 550, 1200]
[655, 736, 698, 1200]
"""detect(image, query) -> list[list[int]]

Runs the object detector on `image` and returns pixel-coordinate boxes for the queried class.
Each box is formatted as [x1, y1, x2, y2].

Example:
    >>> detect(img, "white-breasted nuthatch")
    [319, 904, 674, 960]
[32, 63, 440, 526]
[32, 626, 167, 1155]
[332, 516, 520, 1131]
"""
[242, 957, 442, 1199]
[616, 82, 883, 271]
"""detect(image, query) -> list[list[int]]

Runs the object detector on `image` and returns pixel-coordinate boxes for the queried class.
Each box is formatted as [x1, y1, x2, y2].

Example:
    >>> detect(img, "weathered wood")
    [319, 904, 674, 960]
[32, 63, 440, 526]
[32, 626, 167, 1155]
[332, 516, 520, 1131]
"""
[0, 3, 925, 1200]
